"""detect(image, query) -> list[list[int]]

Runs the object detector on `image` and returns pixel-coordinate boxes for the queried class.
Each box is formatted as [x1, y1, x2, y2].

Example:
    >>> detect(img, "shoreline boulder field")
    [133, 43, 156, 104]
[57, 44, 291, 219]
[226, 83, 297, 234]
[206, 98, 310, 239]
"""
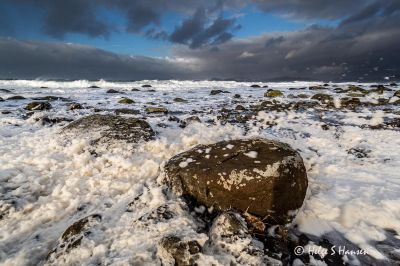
[0, 80, 400, 265]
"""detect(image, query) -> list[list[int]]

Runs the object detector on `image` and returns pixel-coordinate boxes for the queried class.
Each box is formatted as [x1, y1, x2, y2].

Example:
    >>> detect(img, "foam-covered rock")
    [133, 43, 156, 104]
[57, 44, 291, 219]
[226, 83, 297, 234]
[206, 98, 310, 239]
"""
[165, 138, 308, 224]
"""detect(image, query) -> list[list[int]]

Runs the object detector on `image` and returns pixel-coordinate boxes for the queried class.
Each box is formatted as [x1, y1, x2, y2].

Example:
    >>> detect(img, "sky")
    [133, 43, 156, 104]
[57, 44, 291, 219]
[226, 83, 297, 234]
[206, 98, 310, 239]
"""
[0, 0, 399, 81]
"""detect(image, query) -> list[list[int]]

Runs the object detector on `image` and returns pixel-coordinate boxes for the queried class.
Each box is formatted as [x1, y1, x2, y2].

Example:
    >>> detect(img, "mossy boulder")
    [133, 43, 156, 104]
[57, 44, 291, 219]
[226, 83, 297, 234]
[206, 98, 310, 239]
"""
[25, 101, 52, 111]
[145, 107, 168, 114]
[264, 90, 283, 98]
[118, 97, 134, 104]
[63, 114, 155, 144]
[164, 138, 308, 225]
[311, 93, 333, 103]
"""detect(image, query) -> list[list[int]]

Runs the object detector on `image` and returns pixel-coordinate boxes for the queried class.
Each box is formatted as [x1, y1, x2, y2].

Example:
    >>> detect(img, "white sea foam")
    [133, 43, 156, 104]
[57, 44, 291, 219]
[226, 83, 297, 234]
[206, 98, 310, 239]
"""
[0, 80, 399, 265]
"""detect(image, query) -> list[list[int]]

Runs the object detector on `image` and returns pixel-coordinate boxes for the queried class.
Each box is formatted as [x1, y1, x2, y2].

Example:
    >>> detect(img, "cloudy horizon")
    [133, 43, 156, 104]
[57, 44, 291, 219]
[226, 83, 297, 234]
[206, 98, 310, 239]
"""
[1, 0, 399, 81]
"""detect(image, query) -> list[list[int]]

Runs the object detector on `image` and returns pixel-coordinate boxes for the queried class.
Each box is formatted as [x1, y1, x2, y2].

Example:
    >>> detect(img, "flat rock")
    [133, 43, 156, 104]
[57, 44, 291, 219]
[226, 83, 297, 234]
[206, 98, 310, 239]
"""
[164, 138, 308, 224]
[62, 114, 155, 144]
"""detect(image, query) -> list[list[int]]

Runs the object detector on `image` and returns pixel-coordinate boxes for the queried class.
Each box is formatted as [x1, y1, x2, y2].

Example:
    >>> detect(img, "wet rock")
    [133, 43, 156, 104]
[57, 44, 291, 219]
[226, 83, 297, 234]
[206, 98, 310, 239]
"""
[0, 88, 12, 93]
[235, 105, 246, 111]
[389, 83, 398, 87]
[185, 116, 201, 124]
[63, 114, 155, 144]
[47, 214, 101, 261]
[131, 88, 140, 91]
[25, 101, 52, 111]
[39, 116, 73, 126]
[264, 90, 283, 97]
[311, 93, 333, 103]
[114, 108, 140, 115]
[165, 138, 308, 224]
[210, 89, 224, 95]
[173, 97, 188, 103]
[250, 84, 261, 88]
[394, 91, 400, 98]
[209, 211, 265, 265]
[340, 97, 361, 109]
[234, 94, 241, 98]
[158, 236, 202, 266]
[106, 89, 119, 93]
[0, 97, 3, 102]
[7, 95, 25, 100]
[142, 84, 152, 88]
[88, 85, 100, 88]
[145, 107, 168, 114]
[118, 97, 134, 104]
[347, 93, 365, 97]
[369, 85, 392, 94]
[68, 103, 82, 110]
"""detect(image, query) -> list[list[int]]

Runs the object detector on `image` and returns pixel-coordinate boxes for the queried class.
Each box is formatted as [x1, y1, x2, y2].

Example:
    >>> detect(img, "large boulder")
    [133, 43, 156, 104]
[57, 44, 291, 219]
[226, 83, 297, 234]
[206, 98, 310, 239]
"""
[164, 138, 308, 224]
[62, 114, 155, 144]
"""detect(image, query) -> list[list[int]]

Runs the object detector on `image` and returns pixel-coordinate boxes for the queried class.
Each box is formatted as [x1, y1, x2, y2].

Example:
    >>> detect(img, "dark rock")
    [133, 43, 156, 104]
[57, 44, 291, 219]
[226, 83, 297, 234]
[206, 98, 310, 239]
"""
[264, 90, 283, 97]
[63, 114, 155, 144]
[394, 91, 400, 98]
[369, 85, 392, 94]
[233, 94, 241, 98]
[209, 211, 265, 265]
[145, 107, 168, 114]
[114, 108, 140, 115]
[0, 97, 3, 102]
[39, 116, 73, 126]
[1, 110, 11, 114]
[131, 88, 140, 91]
[158, 236, 202, 266]
[118, 97, 134, 104]
[89, 85, 100, 88]
[0, 89, 12, 93]
[210, 90, 223, 95]
[311, 93, 333, 103]
[262, 85, 269, 88]
[173, 97, 188, 103]
[235, 105, 246, 111]
[340, 97, 361, 108]
[389, 83, 398, 87]
[142, 84, 152, 88]
[7, 95, 25, 100]
[185, 116, 201, 124]
[165, 138, 308, 225]
[250, 84, 261, 88]
[25, 102, 52, 111]
[68, 103, 83, 110]
[106, 89, 119, 94]
[47, 214, 101, 261]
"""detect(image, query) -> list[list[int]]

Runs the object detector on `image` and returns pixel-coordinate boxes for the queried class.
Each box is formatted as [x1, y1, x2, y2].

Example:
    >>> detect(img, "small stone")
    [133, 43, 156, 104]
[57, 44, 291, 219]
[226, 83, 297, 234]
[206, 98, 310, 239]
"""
[210, 90, 223, 95]
[68, 103, 83, 110]
[142, 84, 152, 88]
[173, 97, 188, 103]
[114, 108, 140, 115]
[7, 95, 25, 100]
[264, 90, 283, 97]
[311, 93, 333, 103]
[250, 84, 261, 88]
[25, 102, 52, 111]
[145, 107, 168, 114]
[106, 89, 119, 93]
[393, 91, 400, 98]
[233, 94, 241, 98]
[118, 97, 134, 104]
[89, 85, 100, 88]
[158, 236, 202, 266]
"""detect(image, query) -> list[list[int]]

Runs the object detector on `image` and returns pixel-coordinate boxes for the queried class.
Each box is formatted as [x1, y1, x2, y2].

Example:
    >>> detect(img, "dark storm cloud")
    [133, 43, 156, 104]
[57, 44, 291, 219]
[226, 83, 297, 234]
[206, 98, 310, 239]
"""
[0, 38, 194, 80]
[1, 0, 400, 81]
[169, 8, 238, 48]
[172, 10, 400, 81]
